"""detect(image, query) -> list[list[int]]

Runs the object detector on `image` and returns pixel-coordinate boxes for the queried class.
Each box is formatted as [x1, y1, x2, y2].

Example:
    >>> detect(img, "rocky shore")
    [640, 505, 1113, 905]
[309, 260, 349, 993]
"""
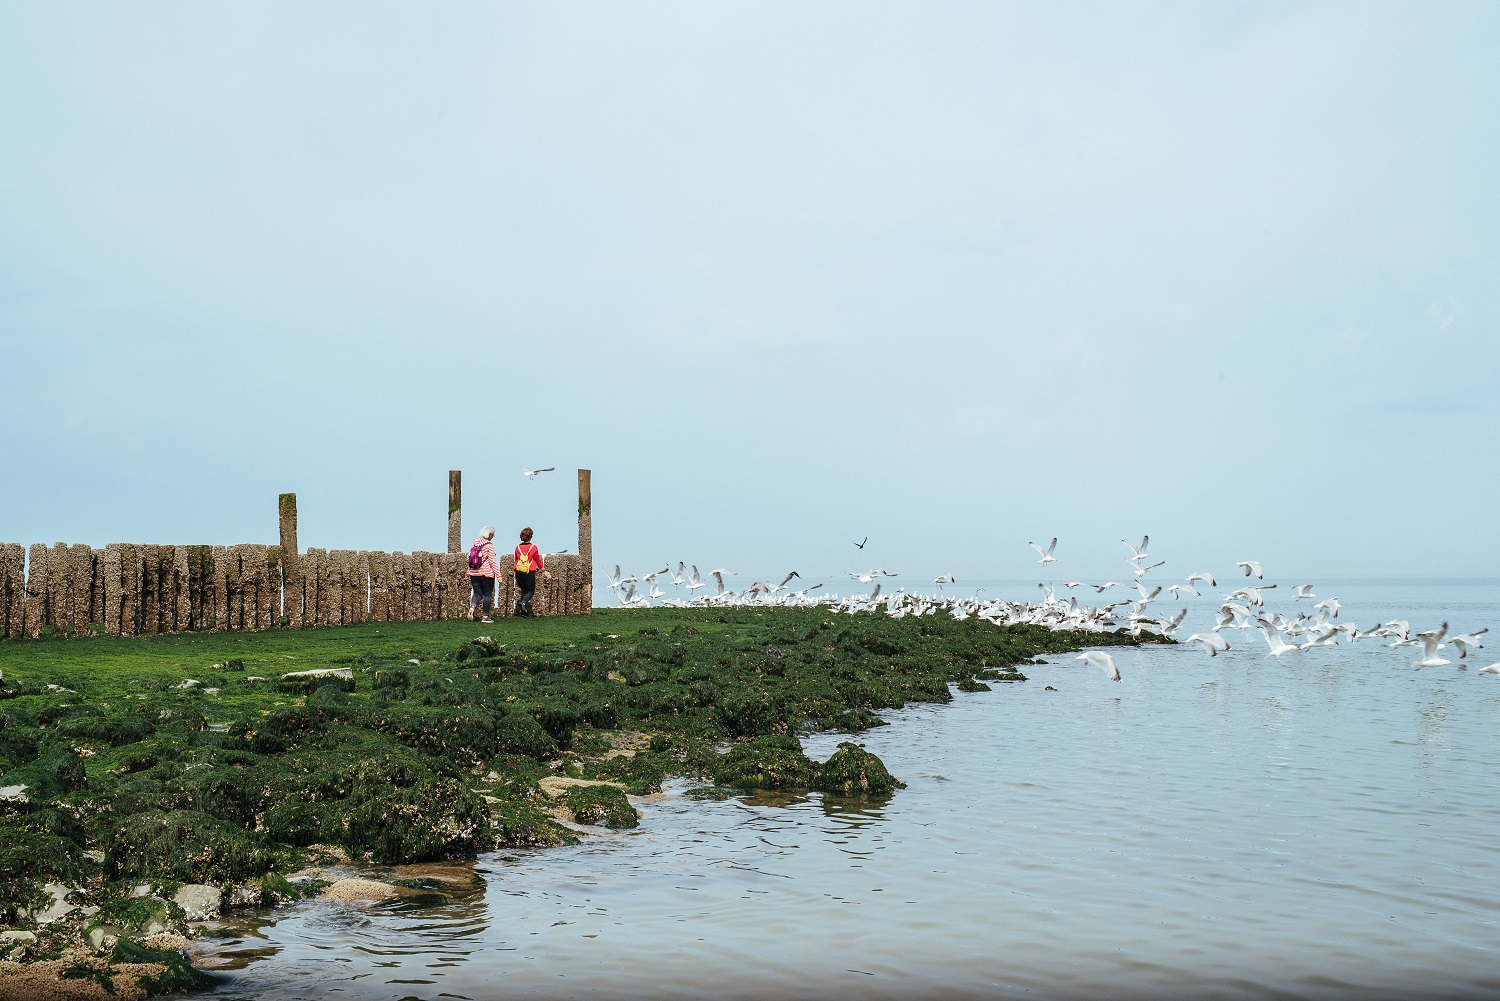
[1, 607, 1158, 996]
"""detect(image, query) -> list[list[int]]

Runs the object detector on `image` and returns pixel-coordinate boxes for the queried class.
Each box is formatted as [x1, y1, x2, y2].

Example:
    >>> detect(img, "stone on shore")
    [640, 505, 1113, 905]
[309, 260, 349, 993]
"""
[171, 884, 222, 921]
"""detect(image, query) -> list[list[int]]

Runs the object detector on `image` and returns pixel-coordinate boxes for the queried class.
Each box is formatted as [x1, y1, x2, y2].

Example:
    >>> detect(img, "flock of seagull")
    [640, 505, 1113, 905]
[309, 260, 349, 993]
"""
[604, 535, 1495, 684]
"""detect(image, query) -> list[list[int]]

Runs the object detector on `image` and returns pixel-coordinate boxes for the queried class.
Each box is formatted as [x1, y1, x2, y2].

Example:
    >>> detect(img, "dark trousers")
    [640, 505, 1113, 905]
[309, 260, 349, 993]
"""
[469, 574, 495, 615]
[515, 571, 537, 615]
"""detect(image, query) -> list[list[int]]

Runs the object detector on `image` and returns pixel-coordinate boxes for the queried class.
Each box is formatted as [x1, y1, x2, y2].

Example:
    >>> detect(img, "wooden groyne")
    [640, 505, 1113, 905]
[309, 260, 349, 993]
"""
[0, 469, 592, 639]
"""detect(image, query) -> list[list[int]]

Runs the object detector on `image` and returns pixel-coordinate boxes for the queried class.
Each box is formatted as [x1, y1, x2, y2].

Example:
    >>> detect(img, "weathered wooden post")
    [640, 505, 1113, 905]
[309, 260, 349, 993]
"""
[578, 468, 592, 615]
[279, 492, 301, 628]
[448, 470, 462, 555]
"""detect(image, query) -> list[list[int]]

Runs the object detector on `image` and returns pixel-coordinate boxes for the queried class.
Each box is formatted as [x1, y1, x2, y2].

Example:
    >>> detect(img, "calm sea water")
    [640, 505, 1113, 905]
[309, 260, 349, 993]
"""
[199, 579, 1500, 1001]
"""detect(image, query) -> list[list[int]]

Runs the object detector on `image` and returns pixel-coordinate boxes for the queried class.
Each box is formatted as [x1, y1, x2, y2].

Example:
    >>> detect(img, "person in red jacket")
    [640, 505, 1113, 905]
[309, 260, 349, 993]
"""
[513, 527, 551, 618]
[467, 526, 500, 623]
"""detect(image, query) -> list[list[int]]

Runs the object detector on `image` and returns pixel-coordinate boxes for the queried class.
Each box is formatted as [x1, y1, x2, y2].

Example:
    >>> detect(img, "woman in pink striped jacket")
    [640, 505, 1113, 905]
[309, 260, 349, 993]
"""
[467, 526, 500, 623]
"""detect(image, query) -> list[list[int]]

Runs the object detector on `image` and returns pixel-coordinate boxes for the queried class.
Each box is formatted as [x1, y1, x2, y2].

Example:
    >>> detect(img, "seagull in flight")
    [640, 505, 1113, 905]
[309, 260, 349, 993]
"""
[1076, 651, 1122, 682]
[1293, 584, 1318, 600]
[1187, 632, 1230, 657]
[522, 467, 556, 479]
[1186, 572, 1217, 588]
[1477, 662, 1500, 676]
[1261, 628, 1299, 659]
[1122, 536, 1150, 561]
[1450, 628, 1488, 659]
[1030, 539, 1058, 564]
[1414, 633, 1453, 670]
[853, 537, 868, 550]
[1237, 561, 1264, 580]
[933, 573, 956, 589]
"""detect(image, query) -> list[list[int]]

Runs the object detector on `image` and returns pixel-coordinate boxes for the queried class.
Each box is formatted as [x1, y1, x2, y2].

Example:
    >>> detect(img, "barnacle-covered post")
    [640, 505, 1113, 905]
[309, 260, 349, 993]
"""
[448, 470, 462, 555]
[578, 468, 592, 615]
[279, 492, 301, 628]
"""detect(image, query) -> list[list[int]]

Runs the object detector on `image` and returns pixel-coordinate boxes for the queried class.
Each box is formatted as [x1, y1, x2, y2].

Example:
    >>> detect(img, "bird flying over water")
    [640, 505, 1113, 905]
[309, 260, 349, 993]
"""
[1187, 632, 1230, 657]
[853, 537, 868, 550]
[1077, 651, 1122, 682]
[1123, 536, 1149, 561]
[1030, 539, 1058, 564]
[1237, 561, 1264, 579]
[522, 467, 555, 479]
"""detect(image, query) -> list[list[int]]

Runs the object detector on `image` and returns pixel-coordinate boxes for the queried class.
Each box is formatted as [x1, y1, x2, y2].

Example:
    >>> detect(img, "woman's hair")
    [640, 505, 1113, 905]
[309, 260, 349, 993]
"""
[519, 527, 533, 542]
[481, 526, 495, 540]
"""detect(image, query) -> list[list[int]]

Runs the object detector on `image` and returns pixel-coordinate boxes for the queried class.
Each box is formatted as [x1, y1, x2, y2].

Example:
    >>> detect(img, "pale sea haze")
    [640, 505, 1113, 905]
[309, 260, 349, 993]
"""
[201, 578, 1500, 1001]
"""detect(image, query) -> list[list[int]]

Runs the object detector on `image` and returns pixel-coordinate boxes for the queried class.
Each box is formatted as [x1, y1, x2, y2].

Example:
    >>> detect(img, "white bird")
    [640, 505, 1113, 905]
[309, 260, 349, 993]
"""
[1030, 539, 1058, 564]
[1135, 582, 1161, 602]
[1123, 536, 1150, 561]
[1293, 584, 1318, 600]
[1187, 632, 1230, 657]
[1131, 559, 1166, 576]
[1186, 572, 1217, 588]
[1260, 628, 1299, 659]
[685, 566, 706, 593]
[1076, 651, 1122, 682]
[1160, 607, 1188, 636]
[1450, 628, 1488, 659]
[1167, 583, 1200, 600]
[933, 573, 956, 589]
[1313, 597, 1342, 618]
[1477, 662, 1500, 676]
[1237, 561, 1264, 579]
[522, 467, 555, 479]
[708, 568, 736, 578]
[771, 571, 801, 592]
[1414, 634, 1454, 670]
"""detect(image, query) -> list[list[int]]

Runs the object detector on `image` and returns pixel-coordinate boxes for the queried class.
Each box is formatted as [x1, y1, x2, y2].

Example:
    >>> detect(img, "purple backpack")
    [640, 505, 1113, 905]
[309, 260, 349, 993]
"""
[467, 543, 486, 570]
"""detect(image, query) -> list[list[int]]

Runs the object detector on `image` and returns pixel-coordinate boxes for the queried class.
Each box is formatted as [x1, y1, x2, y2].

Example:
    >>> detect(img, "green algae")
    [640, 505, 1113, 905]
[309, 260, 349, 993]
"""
[564, 785, 638, 828]
[816, 742, 906, 794]
[0, 607, 1163, 941]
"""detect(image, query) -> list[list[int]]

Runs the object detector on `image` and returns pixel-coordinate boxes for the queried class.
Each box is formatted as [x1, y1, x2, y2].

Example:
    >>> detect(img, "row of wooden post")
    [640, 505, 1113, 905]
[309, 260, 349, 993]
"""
[0, 469, 593, 639]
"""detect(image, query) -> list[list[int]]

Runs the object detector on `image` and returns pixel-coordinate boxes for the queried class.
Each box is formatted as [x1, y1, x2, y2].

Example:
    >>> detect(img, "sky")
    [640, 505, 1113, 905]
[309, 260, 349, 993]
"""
[1, 1, 1496, 588]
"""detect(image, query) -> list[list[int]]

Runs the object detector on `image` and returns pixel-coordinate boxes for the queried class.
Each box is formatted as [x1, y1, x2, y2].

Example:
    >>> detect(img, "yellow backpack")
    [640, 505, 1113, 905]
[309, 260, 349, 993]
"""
[514, 545, 535, 573]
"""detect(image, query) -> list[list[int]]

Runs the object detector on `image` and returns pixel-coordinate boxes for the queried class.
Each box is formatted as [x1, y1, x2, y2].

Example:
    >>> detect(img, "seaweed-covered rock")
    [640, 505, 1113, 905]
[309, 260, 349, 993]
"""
[564, 785, 638, 829]
[815, 742, 904, 794]
[490, 801, 580, 848]
[107, 810, 278, 884]
[710, 735, 817, 790]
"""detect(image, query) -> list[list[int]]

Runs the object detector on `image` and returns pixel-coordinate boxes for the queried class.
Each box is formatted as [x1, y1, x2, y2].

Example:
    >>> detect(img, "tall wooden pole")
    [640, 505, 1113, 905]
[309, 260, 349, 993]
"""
[577, 469, 592, 614]
[448, 470, 462, 554]
[278, 492, 301, 628]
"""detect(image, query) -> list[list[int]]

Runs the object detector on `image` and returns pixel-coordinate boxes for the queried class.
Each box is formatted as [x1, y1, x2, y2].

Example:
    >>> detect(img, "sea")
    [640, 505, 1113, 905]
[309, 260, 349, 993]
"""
[196, 578, 1500, 1001]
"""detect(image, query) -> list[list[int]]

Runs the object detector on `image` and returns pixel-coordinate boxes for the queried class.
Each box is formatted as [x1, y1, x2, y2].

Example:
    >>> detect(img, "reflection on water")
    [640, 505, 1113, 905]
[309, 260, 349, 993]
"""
[202, 580, 1500, 1001]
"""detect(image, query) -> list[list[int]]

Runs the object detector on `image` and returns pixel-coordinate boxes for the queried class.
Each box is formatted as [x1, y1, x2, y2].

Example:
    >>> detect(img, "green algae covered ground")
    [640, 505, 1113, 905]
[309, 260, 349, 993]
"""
[1, 607, 1158, 988]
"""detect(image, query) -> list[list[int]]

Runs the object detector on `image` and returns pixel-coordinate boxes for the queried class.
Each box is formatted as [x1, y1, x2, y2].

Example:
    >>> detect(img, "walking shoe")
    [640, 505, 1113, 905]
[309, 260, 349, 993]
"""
[480, 617, 494, 624]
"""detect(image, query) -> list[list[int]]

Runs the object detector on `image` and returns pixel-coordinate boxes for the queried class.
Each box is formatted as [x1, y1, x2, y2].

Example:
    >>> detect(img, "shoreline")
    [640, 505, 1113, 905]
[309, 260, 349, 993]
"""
[1, 607, 1163, 998]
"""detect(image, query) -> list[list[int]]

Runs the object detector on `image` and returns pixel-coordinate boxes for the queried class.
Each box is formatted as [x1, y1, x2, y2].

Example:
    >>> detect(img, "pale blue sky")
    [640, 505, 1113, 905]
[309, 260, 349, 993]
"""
[1, 2, 1495, 585]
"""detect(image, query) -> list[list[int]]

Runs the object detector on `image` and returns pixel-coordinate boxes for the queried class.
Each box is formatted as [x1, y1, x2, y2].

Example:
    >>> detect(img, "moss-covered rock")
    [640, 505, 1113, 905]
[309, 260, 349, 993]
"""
[815, 742, 905, 794]
[564, 785, 638, 829]
[710, 735, 817, 790]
